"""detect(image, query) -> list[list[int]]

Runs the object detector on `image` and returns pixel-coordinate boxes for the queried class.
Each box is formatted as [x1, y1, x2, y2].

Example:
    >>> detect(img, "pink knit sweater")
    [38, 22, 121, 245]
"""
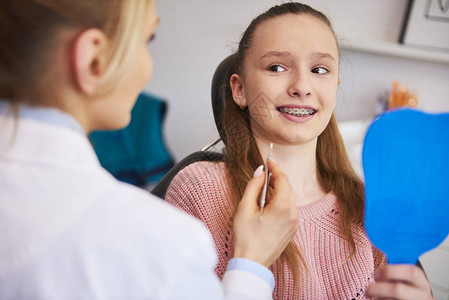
[165, 161, 385, 299]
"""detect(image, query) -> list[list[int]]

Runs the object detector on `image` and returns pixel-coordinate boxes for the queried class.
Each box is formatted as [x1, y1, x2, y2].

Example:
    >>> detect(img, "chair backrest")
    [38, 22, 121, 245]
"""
[151, 54, 236, 199]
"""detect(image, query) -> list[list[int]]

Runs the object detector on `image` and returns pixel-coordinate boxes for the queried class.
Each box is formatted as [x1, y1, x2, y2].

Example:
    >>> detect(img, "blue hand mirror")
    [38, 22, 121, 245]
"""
[363, 109, 449, 264]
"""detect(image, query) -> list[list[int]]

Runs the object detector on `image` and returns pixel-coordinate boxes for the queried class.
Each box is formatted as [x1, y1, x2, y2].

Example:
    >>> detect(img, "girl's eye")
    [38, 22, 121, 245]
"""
[312, 67, 328, 75]
[267, 64, 286, 73]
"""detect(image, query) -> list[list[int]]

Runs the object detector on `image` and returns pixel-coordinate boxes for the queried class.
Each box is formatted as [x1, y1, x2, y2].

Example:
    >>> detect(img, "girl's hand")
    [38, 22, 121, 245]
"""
[232, 158, 298, 267]
[365, 264, 434, 299]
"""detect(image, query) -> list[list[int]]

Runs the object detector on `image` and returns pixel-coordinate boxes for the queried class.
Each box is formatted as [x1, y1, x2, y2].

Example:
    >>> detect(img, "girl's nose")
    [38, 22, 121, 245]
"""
[287, 70, 311, 98]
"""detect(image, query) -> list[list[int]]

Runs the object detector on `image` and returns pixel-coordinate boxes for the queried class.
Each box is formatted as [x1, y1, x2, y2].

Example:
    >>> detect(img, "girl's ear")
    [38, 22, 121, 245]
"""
[72, 28, 108, 96]
[230, 74, 247, 109]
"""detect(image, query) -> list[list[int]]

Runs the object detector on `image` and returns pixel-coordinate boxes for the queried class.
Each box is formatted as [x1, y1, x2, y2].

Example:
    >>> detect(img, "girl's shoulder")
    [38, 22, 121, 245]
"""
[172, 160, 228, 187]
[165, 160, 234, 209]
[165, 160, 236, 230]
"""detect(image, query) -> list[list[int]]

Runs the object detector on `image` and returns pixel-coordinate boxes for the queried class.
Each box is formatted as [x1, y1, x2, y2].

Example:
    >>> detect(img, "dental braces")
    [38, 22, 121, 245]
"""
[279, 107, 315, 116]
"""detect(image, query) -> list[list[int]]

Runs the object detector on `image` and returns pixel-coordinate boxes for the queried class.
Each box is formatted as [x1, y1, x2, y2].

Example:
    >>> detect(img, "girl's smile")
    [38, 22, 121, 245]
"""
[276, 105, 317, 123]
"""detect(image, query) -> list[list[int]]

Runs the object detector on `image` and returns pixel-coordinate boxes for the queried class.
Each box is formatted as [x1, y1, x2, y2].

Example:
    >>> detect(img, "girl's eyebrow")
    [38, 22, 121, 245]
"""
[260, 51, 292, 60]
[310, 52, 336, 62]
[260, 51, 336, 63]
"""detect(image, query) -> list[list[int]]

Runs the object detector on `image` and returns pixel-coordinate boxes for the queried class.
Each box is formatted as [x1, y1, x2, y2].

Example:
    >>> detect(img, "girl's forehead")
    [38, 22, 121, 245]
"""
[249, 14, 338, 57]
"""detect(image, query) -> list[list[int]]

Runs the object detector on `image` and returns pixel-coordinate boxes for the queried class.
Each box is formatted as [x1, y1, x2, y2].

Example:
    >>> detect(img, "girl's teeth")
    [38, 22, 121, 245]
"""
[279, 107, 315, 116]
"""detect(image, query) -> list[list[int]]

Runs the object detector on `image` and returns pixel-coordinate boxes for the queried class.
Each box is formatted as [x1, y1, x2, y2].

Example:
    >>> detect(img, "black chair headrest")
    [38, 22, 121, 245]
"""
[211, 53, 238, 145]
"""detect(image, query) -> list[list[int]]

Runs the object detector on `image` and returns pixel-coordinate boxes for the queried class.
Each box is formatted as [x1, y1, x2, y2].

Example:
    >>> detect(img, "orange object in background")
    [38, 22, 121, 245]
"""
[388, 81, 418, 110]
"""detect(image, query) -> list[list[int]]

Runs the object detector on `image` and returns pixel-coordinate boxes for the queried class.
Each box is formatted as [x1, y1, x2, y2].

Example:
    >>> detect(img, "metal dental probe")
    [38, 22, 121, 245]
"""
[259, 142, 273, 217]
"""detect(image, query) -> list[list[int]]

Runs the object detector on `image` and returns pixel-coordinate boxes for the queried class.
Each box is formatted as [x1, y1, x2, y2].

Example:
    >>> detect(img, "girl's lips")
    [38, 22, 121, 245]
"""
[276, 105, 317, 123]
[278, 111, 316, 123]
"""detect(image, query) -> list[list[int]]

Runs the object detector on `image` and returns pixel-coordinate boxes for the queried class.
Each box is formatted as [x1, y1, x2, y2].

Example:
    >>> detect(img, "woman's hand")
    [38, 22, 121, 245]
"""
[365, 264, 434, 299]
[232, 158, 298, 267]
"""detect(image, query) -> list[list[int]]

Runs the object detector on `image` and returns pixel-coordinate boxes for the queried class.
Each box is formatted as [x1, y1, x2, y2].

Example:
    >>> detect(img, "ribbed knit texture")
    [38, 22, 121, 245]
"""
[166, 161, 386, 300]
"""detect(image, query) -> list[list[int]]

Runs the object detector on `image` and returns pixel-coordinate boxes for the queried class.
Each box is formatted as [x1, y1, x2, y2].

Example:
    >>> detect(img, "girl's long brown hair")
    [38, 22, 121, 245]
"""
[221, 2, 369, 295]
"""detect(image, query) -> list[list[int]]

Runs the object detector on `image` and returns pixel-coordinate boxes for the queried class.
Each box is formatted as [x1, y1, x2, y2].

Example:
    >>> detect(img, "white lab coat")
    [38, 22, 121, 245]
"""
[0, 109, 272, 300]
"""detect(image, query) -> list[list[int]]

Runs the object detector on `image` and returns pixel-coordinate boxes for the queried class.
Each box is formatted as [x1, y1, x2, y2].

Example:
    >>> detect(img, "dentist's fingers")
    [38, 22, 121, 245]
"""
[233, 159, 298, 267]
[237, 165, 265, 213]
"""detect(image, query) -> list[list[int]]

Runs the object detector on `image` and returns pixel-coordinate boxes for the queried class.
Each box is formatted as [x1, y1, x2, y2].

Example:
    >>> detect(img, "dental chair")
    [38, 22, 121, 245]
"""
[150, 54, 236, 199]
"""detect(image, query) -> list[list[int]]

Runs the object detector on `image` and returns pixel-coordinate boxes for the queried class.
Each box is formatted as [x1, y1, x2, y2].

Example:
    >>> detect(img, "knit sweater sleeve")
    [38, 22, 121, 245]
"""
[165, 161, 231, 221]
[164, 164, 204, 219]
[165, 161, 236, 279]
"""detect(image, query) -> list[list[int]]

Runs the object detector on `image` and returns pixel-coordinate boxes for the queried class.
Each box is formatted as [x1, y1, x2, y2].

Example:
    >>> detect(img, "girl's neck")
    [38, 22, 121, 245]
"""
[257, 139, 327, 207]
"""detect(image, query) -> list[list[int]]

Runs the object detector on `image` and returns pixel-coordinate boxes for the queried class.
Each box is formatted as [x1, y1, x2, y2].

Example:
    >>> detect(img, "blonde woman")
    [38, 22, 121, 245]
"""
[0, 0, 299, 298]
[166, 2, 433, 299]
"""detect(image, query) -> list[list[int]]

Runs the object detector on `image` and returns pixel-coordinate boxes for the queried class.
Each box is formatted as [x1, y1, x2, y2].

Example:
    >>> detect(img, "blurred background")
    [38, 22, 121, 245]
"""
[142, 1, 448, 298]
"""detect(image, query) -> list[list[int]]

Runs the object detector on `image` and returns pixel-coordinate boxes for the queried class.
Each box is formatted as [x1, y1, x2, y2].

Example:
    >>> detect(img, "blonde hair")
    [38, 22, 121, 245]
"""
[0, 0, 153, 102]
